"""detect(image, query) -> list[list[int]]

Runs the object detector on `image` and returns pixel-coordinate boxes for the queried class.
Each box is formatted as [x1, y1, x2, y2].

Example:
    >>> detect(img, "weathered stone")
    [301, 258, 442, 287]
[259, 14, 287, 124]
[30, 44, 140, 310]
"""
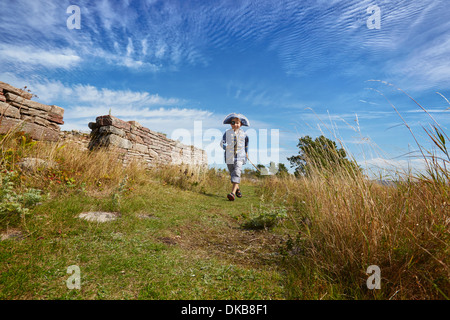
[47, 112, 64, 124]
[132, 134, 143, 144]
[34, 116, 60, 131]
[6, 92, 51, 112]
[88, 122, 98, 130]
[50, 105, 64, 117]
[0, 81, 33, 99]
[78, 211, 120, 222]
[140, 127, 151, 134]
[126, 132, 137, 142]
[5, 95, 63, 119]
[0, 101, 20, 118]
[20, 106, 47, 118]
[132, 143, 148, 153]
[20, 114, 35, 122]
[0, 117, 60, 141]
[96, 115, 131, 131]
[89, 114, 207, 168]
[142, 136, 153, 145]
[34, 117, 48, 126]
[100, 134, 132, 149]
[18, 157, 59, 172]
[148, 148, 159, 158]
[98, 125, 125, 137]
[128, 120, 142, 128]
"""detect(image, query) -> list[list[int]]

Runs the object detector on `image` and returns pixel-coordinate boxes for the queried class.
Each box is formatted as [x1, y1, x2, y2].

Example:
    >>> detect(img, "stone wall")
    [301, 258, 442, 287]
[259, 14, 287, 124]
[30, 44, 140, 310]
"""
[59, 130, 91, 151]
[0, 81, 207, 168]
[88, 115, 208, 168]
[0, 81, 64, 141]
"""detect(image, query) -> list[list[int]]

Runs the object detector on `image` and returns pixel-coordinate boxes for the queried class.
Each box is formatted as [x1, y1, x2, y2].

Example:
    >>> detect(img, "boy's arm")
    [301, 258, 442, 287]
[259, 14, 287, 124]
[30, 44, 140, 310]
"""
[220, 132, 227, 150]
[245, 135, 249, 156]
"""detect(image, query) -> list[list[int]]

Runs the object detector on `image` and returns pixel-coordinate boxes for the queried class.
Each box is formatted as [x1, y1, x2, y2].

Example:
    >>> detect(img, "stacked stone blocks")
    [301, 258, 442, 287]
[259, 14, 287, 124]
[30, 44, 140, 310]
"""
[0, 81, 64, 141]
[88, 115, 208, 168]
[0, 81, 207, 168]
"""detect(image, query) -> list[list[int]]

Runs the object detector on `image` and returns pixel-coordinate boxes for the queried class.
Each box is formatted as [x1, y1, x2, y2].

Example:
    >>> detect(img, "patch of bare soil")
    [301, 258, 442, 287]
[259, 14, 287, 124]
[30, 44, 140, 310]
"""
[175, 222, 286, 268]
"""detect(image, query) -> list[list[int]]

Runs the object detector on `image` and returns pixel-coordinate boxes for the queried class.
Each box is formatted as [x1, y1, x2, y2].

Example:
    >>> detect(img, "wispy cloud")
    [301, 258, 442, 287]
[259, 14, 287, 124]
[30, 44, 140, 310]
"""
[66, 106, 211, 121]
[390, 34, 450, 90]
[28, 80, 215, 134]
[70, 85, 180, 107]
[0, 44, 81, 69]
[1, 0, 448, 82]
[363, 157, 429, 176]
[0, 74, 206, 129]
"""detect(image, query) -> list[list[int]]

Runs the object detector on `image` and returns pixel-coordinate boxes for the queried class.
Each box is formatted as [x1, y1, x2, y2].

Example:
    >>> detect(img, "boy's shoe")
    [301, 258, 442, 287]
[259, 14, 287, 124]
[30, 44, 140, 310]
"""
[236, 189, 242, 198]
[227, 193, 235, 201]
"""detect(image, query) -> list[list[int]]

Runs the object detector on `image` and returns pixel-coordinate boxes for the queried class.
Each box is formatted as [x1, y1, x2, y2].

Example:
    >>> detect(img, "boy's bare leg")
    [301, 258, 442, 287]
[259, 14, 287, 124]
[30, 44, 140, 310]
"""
[231, 183, 239, 194]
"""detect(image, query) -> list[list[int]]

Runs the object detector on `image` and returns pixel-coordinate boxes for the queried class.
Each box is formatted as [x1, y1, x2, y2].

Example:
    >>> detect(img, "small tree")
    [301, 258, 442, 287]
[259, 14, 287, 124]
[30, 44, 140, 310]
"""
[275, 162, 290, 177]
[287, 135, 360, 177]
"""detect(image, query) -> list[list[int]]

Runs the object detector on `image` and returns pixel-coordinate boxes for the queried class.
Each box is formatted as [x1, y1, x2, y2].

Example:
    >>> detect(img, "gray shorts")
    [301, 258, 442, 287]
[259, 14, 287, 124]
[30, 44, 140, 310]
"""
[227, 160, 244, 184]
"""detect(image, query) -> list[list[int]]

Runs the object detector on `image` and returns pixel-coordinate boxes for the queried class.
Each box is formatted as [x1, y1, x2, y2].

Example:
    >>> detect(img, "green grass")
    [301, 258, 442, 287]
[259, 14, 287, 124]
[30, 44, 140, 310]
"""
[0, 177, 286, 300]
[1, 97, 448, 300]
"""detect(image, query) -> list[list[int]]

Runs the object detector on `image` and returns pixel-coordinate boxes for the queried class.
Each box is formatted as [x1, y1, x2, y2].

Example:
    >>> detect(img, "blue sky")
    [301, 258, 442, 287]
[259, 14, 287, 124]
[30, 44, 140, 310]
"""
[1, 0, 449, 177]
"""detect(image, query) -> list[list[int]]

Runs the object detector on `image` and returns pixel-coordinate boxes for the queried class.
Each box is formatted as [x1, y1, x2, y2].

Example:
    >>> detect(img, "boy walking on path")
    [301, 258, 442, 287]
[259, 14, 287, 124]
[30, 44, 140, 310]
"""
[221, 113, 250, 201]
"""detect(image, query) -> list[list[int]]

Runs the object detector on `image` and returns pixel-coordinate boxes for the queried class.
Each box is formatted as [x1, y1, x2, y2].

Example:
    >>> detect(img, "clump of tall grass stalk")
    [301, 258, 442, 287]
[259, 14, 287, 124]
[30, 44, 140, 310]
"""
[259, 89, 449, 299]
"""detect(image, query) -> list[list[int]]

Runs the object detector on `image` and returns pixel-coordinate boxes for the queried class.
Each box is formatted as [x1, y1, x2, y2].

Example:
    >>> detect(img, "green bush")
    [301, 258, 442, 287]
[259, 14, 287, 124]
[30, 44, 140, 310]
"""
[0, 169, 43, 217]
[241, 196, 287, 230]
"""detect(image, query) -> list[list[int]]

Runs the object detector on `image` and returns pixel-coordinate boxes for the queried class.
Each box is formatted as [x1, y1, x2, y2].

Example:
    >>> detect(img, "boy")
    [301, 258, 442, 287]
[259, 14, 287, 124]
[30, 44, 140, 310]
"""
[221, 113, 250, 201]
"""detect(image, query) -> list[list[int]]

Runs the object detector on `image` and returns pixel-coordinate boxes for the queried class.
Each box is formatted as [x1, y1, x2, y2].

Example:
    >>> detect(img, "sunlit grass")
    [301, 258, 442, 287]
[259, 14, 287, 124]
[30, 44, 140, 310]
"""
[1, 86, 448, 299]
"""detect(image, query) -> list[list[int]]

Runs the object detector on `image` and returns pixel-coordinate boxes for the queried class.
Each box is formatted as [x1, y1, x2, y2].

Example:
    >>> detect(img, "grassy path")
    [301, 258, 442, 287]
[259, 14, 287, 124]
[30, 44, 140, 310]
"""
[0, 181, 287, 299]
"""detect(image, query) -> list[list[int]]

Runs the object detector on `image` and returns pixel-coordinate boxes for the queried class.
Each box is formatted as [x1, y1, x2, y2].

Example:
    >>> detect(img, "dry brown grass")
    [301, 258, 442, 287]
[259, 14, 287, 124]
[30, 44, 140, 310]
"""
[147, 163, 232, 196]
[1, 128, 148, 195]
[255, 130, 449, 299]
[2, 87, 448, 299]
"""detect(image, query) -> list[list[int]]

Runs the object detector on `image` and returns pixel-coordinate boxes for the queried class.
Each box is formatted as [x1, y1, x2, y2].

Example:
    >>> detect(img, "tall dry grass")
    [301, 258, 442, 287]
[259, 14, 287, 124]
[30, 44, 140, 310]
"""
[259, 168, 448, 299]
[146, 163, 232, 195]
[258, 87, 449, 299]
[0, 128, 147, 195]
[0, 124, 229, 197]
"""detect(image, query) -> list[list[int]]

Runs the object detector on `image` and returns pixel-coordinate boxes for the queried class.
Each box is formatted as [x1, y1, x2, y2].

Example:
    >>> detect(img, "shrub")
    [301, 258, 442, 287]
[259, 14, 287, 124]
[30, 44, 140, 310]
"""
[241, 196, 287, 230]
[0, 169, 43, 217]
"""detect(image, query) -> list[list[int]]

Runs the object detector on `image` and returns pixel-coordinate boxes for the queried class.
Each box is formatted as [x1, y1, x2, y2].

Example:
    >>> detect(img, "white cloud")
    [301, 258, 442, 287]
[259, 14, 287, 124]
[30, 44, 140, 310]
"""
[390, 35, 450, 90]
[0, 45, 81, 69]
[0, 0, 448, 79]
[126, 38, 134, 57]
[0, 74, 190, 116]
[70, 85, 180, 107]
[141, 38, 148, 56]
[362, 157, 429, 177]
[11, 78, 216, 135]
[65, 106, 211, 120]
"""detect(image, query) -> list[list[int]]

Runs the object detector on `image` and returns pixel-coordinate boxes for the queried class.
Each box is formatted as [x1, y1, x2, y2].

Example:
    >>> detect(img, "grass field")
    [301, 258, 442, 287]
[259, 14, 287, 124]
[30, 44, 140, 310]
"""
[0, 116, 449, 300]
[0, 171, 286, 299]
[0, 137, 290, 299]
